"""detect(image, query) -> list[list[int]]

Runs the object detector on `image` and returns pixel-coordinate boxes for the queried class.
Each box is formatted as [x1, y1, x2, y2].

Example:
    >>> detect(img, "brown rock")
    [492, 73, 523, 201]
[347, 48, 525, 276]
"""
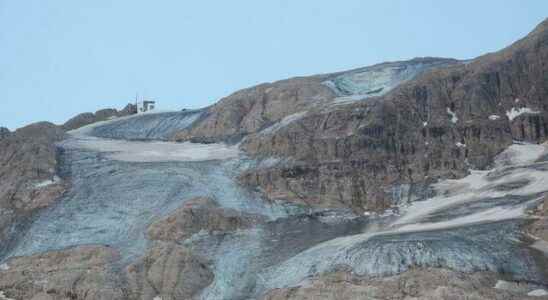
[147, 197, 266, 242]
[239, 18, 548, 213]
[262, 268, 537, 300]
[172, 77, 336, 143]
[0, 245, 125, 300]
[126, 242, 213, 300]
[0, 122, 66, 253]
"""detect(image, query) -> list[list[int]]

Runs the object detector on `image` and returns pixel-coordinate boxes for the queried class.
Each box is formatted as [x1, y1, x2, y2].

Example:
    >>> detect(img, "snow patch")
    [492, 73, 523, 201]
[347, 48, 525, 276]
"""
[64, 137, 240, 162]
[446, 107, 458, 124]
[260, 111, 307, 135]
[529, 289, 548, 297]
[423, 122, 428, 127]
[0, 263, 8, 271]
[456, 142, 466, 148]
[494, 143, 547, 167]
[153, 297, 163, 300]
[34, 176, 61, 188]
[488, 115, 501, 121]
[506, 107, 540, 121]
[0, 291, 14, 300]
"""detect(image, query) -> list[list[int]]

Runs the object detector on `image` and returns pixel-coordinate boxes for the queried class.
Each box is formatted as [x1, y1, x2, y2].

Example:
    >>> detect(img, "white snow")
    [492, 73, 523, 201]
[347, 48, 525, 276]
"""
[396, 206, 526, 233]
[489, 115, 501, 121]
[446, 107, 458, 123]
[0, 291, 14, 300]
[494, 143, 547, 167]
[153, 297, 163, 300]
[65, 136, 240, 162]
[529, 289, 548, 297]
[394, 142, 548, 230]
[0, 263, 8, 271]
[506, 107, 540, 121]
[494, 280, 513, 289]
[423, 121, 428, 127]
[456, 142, 466, 148]
[531, 239, 548, 256]
[260, 111, 307, 135]
[64, 113, 240, 162]
[34, 175, 61, 188]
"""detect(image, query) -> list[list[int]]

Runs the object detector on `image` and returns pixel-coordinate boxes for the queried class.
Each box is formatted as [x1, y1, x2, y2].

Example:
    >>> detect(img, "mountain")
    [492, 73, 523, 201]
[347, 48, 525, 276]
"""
[0, 18, 547, 300]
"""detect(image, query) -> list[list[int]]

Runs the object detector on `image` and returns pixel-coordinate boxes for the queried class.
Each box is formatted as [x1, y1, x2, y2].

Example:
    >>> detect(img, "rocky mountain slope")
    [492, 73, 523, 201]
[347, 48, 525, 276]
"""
[0, 18, 548, 300]
[186, 18, 548, 213]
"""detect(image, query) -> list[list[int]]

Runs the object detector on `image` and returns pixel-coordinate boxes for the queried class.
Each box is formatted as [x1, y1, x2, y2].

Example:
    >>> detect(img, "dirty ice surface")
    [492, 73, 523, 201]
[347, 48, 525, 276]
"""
[191, 142, 548, 299]
[4, 110, 548, 300]
[3, 112, 298, 264]
[324, 58, 458, 105]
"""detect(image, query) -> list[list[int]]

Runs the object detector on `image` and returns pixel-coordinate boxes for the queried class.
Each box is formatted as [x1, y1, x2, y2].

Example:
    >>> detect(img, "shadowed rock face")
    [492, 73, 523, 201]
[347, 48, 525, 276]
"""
[262, 268, 539, 300]
[0, 122, 66, 256]
[147, 197, 267, 242]
[0, 245, 125, 300]
[236, 18, 548, 213]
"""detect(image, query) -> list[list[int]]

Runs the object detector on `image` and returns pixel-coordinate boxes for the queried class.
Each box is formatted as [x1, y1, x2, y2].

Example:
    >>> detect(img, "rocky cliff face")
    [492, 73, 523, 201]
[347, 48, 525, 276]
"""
[0, 122, 66, 256]
[232, 19, 548, 213]
[62, 104, 136, 131]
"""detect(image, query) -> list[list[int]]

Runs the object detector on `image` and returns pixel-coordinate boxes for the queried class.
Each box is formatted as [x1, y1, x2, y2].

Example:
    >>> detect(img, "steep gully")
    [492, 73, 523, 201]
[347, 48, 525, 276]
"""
[1, 109, 547, 299]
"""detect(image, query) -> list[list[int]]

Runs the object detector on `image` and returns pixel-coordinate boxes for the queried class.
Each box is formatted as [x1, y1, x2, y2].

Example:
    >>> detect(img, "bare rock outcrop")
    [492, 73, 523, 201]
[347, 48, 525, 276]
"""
[125, 241, 213, 300]
[0, 245, 125, 300]
[147, 197, 265, 242]
[62, 104, 136, 131]
[172, 77, 337, 143]
[0, 122, 66, 254]
[262, 268, 541, 300]
[238, 18, 548, 213]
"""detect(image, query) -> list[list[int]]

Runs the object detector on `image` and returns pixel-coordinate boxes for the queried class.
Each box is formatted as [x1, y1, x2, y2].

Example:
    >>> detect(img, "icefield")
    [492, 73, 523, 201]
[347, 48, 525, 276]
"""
[324, 58, 458, 105]
[2, 111, 548, 299]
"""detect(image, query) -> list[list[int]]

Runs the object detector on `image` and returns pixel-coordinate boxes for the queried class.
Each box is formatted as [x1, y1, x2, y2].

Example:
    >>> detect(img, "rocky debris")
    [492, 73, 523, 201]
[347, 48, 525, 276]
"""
[62, 104, 136, 131]
[126, 241, 213, 300]
[0, 122, 66, 254]
[147, 197, 266, 242]
[262, 268, 541, 300]
[238, 18, 548, 213]
[0, 245, 125, 300]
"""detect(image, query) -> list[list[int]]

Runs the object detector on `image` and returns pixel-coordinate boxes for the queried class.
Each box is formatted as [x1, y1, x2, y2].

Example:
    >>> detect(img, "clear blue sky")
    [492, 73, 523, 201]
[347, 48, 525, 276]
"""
[1, 1, 547, 129]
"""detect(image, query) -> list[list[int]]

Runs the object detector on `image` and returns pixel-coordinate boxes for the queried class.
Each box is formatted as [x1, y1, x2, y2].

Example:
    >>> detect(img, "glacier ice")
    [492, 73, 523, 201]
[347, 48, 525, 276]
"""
[2, 112, 548, 300]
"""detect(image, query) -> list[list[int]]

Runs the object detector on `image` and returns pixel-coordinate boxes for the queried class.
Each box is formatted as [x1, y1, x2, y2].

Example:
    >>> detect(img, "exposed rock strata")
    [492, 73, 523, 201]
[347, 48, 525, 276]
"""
[147, 197, 266, 242]
[238, 19, 548, 212]
[262, 268, 544, 300]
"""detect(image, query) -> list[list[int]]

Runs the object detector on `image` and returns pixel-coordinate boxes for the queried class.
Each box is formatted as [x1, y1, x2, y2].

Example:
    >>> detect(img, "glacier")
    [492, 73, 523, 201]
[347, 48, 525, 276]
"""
[2, 111, 548, 299]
